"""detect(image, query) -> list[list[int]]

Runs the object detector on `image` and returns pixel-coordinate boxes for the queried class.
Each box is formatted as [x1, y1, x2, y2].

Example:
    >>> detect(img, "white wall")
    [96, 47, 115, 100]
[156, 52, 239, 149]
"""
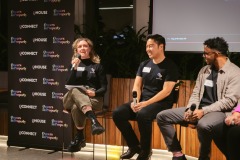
[134, 0, 150, 32]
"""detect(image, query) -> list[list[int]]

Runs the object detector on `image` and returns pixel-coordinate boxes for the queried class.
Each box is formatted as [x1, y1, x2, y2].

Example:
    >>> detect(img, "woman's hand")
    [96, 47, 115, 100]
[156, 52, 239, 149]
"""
[71, 57, 81, 70]
[86, 89, 95, 97]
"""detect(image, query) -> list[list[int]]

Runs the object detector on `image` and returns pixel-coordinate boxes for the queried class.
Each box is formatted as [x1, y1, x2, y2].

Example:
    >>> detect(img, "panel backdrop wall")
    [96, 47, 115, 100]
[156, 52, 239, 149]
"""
[8, 0, 74, 150]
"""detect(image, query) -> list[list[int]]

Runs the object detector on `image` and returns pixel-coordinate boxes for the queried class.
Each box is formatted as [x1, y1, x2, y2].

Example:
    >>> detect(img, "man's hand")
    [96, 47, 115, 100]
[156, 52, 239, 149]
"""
[130, 102, 137, 112]
[184, 109, 193, 121]
[192, 109, 204, 121]
[130, 101, 148, 112]
[225, 112, 240, 126]
[184, 109, 203, 122]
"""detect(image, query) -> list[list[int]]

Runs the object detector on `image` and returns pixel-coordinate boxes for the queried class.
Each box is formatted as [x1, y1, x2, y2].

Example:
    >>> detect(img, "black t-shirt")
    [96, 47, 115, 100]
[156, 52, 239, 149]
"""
[66, 59, 107, 97]
[136, 58, 179, 103]
[199, 66, 218, 108]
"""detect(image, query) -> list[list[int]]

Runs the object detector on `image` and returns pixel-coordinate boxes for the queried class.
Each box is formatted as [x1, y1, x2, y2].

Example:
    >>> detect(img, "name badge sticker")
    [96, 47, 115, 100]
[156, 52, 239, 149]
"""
[142, 67, 151, 73]
[77, 67, 85, 71]
[204, 79, 213, 87]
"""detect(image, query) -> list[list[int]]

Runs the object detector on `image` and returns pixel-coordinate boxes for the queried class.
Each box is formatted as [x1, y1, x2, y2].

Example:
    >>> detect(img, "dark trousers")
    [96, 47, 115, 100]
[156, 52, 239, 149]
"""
[112, 101, 172, 151]
[213, 125, 240, 160]
[157, 107, 226, 159]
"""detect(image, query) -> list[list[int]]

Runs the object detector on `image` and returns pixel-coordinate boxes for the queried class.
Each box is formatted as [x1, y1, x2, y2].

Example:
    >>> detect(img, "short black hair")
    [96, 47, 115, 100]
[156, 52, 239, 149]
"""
[204, 37, 229, 56]
[147, 34, 166, 50]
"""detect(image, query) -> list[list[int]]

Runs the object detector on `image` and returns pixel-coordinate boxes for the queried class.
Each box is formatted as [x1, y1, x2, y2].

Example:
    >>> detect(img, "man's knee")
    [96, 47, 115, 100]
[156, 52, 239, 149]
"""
[156, 110, 168, 123]
[136, 109, 149, 119]
[112, 107, 121, 121]
[197, 120, 211, 132]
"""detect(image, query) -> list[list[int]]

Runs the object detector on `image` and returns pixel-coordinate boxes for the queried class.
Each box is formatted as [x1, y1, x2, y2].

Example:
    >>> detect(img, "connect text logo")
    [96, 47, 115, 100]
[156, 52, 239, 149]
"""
[19, 131, 37, 136]
[19, 51, 38, 56]
[19, 105, 37, 110]
[19, 24, 38, 29]
[19, 78, 37, 83]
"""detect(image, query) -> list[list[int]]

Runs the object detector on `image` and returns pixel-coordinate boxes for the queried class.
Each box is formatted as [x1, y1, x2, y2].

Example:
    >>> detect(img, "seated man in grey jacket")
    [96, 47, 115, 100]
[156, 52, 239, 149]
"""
[157, 37, 240, 160]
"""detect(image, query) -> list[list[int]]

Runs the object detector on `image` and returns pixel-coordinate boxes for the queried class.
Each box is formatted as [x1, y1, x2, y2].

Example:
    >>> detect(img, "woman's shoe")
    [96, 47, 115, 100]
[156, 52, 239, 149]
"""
[67, 137, 86, 152]
[91, 120, 105, 135]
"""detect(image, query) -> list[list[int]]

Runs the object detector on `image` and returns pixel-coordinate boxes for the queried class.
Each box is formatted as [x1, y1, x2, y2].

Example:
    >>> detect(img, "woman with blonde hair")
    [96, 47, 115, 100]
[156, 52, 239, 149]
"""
[63, 37, 108, 152]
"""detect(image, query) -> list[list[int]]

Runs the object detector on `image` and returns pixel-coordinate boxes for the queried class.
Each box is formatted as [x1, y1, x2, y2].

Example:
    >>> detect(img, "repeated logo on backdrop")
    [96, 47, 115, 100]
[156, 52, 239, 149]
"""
[8, 0, 74, 150]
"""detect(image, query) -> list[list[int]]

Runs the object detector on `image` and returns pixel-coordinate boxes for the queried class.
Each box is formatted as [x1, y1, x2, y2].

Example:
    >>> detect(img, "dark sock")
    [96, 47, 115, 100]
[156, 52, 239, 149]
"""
[85, 110, 97, 124]
[85, 110, 96, 119]
[75, 129, 84, 140]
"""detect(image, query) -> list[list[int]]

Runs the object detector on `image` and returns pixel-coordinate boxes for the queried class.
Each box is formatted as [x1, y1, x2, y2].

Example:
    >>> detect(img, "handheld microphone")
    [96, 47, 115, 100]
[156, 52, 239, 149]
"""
[189, 103, 197, 126]
[132, 91, 137, 106]
[71, 55, 81, 70]
[190, 103, 196, 113]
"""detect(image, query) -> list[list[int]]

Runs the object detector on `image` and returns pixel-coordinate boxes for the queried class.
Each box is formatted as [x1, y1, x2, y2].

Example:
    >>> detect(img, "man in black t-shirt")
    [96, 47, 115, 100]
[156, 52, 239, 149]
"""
[112, 34, 179, 160]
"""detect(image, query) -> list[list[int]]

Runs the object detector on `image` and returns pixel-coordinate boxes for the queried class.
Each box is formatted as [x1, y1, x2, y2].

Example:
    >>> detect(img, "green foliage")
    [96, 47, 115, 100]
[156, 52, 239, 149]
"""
[74, 24, 148, 78]
[75, 24, 240, 79]
[100, 26, 148, 78]
[228, 52, 240, 67]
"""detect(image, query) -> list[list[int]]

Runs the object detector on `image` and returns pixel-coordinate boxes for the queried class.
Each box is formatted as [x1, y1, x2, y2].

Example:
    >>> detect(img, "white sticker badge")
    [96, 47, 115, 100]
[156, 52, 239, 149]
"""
[77, 67, 85, 71]
[204, 79, 213, 87]
[142, 67, 151, 73]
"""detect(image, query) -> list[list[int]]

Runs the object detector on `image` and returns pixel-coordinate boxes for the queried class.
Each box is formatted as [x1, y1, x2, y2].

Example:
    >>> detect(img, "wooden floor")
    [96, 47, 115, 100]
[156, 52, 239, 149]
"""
[0, 136, 198, 160]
